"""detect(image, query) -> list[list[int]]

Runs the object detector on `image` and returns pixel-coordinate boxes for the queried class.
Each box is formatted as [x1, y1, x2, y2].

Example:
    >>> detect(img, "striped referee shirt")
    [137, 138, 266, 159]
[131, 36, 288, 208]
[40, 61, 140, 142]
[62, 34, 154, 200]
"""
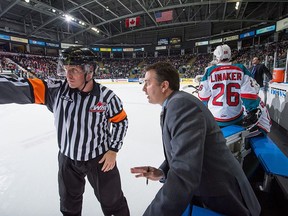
[0, 76, 128, 161]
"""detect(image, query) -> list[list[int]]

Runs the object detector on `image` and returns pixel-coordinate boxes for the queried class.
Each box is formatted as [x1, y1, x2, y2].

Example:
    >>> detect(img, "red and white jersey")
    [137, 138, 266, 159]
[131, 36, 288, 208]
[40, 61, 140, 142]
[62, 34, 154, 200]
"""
[257, 100, 272, 133]
[198, 62, 259, 124]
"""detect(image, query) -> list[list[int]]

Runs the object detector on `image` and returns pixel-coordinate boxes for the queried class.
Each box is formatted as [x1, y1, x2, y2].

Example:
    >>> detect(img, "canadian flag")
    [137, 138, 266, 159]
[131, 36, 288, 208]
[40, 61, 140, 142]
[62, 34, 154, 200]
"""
[125, 17, 140, 28]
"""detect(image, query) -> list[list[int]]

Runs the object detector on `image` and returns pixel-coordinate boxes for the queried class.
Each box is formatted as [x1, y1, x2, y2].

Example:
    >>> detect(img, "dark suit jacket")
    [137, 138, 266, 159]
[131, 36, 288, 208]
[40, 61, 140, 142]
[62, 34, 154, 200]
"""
[143, 91, 261, 216]
[250, 64, 272, 87]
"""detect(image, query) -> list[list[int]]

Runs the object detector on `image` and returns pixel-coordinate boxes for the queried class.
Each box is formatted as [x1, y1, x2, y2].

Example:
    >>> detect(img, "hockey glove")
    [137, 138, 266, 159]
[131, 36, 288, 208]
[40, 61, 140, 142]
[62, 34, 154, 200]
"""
[242, 108, 262, 128]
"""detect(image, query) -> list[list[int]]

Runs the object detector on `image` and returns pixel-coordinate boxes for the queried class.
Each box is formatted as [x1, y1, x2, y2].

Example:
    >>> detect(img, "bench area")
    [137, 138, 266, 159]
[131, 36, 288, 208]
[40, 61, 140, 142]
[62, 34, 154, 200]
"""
[221, 125, 249, 166]
[181, 125, 288, 216]
[182, 205, 223, 216]
[221, 125, 288, 198]
[249, 135, 288, 195]
[181, 125, 249, 216]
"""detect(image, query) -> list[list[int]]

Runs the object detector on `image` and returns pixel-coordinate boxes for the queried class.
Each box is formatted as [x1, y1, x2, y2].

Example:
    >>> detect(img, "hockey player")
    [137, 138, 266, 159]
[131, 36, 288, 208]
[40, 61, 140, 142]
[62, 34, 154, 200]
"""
[0, 47, 130, 216]
[198, 44, 270, 131]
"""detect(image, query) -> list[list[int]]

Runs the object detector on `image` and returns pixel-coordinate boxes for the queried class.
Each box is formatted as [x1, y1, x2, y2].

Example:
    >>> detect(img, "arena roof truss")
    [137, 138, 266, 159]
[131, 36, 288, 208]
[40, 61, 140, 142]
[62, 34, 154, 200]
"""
[1, 0, 288, 46]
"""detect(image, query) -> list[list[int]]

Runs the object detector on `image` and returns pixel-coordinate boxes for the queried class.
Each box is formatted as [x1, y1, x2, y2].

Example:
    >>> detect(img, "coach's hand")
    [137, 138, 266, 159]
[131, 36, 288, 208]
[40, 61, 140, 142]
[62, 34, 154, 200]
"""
[130, 166, 164, 181]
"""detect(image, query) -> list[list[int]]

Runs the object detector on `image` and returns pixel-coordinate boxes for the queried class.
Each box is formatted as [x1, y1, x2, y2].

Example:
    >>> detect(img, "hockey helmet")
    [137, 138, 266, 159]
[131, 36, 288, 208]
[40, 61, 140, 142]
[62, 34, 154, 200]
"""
[213, 44, 231, 62]
[57, 46, 98, 76]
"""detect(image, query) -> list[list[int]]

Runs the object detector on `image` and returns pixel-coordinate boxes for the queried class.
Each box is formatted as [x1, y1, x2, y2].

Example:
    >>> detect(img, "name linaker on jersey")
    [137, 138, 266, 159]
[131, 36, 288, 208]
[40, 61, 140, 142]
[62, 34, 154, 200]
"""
[210, 72, 243, 82]
[89, 102, 107, 112]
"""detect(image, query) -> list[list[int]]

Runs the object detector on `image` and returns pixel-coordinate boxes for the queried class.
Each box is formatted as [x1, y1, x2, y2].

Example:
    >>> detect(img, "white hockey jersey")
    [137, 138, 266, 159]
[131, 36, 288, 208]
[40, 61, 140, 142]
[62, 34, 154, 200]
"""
[198, 62, 260, 126]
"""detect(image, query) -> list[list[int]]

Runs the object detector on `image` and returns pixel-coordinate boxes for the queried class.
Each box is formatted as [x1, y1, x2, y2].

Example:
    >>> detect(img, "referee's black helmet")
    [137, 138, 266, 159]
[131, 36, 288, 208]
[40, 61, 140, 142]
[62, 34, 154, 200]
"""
[57, 46, 98, 76]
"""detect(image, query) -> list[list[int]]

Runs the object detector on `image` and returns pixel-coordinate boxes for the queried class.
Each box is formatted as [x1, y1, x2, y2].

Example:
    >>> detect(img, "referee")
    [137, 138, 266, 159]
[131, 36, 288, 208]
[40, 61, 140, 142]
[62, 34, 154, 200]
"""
[0, 47, 130, 216]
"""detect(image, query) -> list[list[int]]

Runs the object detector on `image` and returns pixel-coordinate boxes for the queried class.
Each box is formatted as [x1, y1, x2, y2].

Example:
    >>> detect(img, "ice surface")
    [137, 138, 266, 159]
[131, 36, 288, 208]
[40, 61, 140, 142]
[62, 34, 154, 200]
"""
[0, 83, 169, 216]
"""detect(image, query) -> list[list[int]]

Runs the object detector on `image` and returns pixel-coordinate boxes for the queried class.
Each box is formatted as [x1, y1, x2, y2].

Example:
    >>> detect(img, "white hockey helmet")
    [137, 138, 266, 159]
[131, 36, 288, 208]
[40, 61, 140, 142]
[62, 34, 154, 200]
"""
[213, 44, 231, 62]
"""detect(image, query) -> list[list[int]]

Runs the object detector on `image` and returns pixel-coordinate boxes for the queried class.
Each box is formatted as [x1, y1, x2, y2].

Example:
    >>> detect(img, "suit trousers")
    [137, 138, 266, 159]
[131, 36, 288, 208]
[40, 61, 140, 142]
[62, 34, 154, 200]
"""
[58, 152, 130, 216]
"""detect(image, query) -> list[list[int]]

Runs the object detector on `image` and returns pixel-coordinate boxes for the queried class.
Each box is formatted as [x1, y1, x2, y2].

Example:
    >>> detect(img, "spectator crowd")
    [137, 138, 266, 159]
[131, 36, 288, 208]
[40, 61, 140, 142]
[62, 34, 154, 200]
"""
[1, 39, 288, 80]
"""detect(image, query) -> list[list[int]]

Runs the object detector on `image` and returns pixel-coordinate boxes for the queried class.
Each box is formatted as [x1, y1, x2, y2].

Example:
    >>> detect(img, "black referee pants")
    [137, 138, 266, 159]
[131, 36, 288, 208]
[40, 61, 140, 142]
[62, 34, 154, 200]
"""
[58, 152, 130, 216]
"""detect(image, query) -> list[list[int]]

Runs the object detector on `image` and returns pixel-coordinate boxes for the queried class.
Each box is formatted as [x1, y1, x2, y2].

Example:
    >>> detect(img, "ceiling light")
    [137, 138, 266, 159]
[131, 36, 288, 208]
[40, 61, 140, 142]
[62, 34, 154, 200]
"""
[64, 14, 72, 22]
[235, 2, 240, 10]
[91, 27, 100, 33]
